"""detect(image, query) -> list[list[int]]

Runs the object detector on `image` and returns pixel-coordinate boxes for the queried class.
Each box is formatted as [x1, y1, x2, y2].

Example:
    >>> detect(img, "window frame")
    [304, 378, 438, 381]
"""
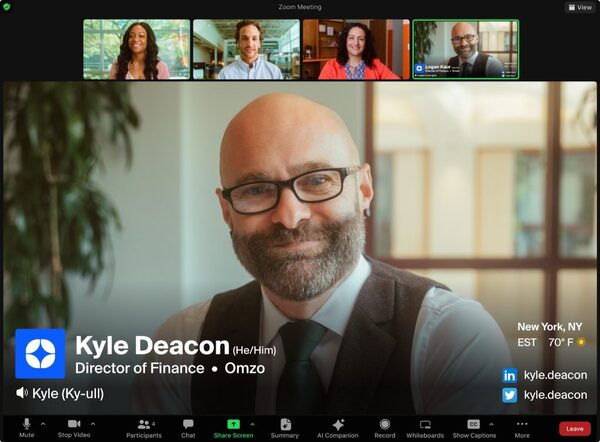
[364, 82, 597, 414]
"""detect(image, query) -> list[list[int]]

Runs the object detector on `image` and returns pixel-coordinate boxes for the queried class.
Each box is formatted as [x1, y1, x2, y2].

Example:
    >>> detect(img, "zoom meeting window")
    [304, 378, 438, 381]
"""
[1, 5, 598, 442]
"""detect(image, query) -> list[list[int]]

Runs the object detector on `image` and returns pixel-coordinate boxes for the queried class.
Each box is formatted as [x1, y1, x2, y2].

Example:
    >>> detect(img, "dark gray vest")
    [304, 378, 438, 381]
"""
[190, 258, 448, 415]
[448, 53, 490, 77]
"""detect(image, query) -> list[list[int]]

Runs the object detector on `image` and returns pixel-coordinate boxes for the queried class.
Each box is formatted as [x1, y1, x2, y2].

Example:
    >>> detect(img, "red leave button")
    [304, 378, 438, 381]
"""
[559, 421, 591, 436]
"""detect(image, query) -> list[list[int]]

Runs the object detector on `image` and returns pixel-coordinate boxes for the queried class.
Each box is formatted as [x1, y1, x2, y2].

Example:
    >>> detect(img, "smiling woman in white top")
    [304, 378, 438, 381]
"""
[109, 22, 170, 80]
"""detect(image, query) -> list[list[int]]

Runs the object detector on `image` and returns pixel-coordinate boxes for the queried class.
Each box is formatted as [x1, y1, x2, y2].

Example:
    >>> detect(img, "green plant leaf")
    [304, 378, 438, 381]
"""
[3, 82, 140, 339]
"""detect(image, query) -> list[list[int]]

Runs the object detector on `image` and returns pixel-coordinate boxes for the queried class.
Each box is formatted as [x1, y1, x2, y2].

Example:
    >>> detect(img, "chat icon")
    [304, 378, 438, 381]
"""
[183, 419, 194, 429]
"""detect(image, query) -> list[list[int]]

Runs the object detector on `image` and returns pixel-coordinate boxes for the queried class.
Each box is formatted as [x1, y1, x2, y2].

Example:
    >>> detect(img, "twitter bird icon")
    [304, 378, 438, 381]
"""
[502, 387, 518, 403]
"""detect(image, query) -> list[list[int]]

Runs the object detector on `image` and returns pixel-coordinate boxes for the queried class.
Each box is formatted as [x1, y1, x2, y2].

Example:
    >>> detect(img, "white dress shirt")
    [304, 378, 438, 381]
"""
[218, 57, 283, 80]
[130, 255, 513, 414]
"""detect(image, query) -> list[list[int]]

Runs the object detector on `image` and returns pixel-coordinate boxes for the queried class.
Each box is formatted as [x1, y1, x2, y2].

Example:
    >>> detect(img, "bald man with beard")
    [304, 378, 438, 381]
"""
[446, 22, 505, 78]
[131, 93, 512, 416]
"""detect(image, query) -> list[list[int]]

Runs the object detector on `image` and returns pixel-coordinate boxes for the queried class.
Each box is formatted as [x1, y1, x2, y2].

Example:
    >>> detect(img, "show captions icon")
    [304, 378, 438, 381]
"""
[467, 419, 480, 430]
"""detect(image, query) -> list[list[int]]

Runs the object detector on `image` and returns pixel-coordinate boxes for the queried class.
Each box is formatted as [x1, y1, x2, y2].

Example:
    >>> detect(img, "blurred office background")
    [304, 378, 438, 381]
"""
[3, 82, 596, 414]
[370, 82, 596, 414]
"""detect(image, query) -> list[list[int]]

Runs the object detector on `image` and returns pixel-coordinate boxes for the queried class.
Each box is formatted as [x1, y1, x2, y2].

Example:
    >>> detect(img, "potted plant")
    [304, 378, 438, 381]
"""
[3, 82, 139, 340]
[414, 21, 438, 64]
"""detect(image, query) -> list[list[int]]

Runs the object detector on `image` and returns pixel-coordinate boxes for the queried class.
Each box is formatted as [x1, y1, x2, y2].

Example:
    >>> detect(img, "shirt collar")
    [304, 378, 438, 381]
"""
[460, 51, 479, 66]
[260, 254, 371, 345]
[235, 57, 262, 72]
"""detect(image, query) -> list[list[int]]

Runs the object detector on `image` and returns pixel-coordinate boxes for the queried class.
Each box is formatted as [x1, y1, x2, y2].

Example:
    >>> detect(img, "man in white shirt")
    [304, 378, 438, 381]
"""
[131, 93, 512, 415]
[445, 22, 505, 78]
[218, 20, 284, 80]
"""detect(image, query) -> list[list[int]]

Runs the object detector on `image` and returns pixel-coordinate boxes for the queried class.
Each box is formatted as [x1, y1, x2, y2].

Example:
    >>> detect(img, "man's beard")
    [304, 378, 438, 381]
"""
[231, 210, 365, 302]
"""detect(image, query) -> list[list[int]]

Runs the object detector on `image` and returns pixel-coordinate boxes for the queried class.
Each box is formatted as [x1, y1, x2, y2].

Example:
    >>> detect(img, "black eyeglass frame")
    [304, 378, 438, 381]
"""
[450, 34, 477, 44]
[221, 165, 362, 215]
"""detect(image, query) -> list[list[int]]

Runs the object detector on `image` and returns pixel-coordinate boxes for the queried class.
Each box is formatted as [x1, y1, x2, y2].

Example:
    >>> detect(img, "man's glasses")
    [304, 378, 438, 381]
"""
[451, 34, 476, 44]
[222, 166, 361, 215]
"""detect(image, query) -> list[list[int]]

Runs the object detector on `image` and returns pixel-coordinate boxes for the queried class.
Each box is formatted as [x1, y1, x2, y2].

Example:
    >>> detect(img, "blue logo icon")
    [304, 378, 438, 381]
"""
[502, 368, 518, 383]
[15, 329, 66, 379]
[414, 63, 425, 74]
[502, 387, 518, 403]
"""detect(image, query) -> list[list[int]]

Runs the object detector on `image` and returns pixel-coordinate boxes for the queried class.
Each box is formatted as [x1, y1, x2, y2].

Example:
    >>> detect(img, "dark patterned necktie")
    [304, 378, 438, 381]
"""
[276, 320, 327, 414]
[461, 62, 472, 77]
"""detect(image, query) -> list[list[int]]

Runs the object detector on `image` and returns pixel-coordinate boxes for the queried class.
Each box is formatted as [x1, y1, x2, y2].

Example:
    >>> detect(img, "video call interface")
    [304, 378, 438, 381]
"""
[1, 1, 598, 441]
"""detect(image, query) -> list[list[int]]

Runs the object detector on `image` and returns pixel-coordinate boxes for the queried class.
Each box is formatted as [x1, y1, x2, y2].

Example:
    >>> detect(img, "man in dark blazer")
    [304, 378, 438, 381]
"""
[446, 22, 505, 78]
[131, 93, 512, 415]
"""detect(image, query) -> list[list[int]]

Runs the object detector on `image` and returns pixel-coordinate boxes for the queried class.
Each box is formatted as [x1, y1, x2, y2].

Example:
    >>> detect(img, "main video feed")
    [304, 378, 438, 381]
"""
[413, 20, 519, 79]
[3, 82, 596, 433]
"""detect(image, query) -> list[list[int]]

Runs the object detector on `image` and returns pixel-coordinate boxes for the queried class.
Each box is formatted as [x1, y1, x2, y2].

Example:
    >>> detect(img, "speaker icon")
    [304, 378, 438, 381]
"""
[16, 386, 29, 398]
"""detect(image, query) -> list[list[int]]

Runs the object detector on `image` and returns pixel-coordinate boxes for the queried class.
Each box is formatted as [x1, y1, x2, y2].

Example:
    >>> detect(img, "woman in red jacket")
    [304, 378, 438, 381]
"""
[318, 22, 400, 80]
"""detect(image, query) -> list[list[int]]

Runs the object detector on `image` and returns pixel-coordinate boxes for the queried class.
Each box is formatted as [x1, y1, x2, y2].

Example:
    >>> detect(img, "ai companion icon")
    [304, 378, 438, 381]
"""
[15, 329, 66, 379]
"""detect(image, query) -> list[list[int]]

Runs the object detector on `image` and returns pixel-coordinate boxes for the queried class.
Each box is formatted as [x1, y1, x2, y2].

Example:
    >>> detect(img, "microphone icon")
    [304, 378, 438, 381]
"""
[23, 417, 31, 430]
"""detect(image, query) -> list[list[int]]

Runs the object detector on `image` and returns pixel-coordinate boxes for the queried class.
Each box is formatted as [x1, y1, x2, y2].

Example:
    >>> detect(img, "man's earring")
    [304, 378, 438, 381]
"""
[363, 208, 371, 218]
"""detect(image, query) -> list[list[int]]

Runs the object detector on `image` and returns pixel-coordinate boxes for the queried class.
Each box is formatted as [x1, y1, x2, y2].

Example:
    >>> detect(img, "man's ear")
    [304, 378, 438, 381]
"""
[215, 188, 233, 230]
[358, 163, 374, 211]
